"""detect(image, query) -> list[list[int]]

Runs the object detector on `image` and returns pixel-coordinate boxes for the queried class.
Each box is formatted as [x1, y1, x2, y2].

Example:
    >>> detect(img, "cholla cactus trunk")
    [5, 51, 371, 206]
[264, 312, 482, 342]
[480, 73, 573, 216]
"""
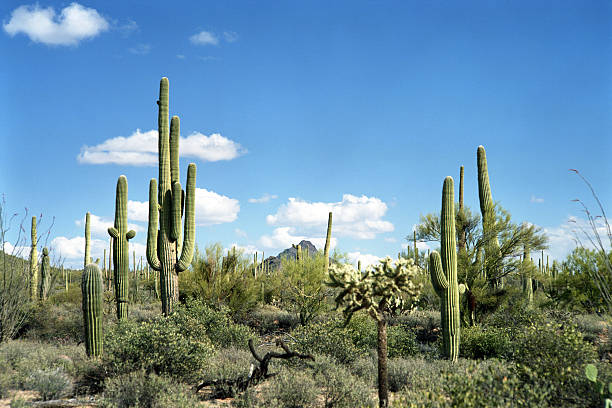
[108, 176, 136, 320]
[84, 212, 91, 268]
[522, 247, 533, 304]
[29, 216, 38, 301]
[146, 78, 196, 316]
[324, 212, 332, 272]
[39, 247, 50, 301]
[429, 177, 460, 362]
[82, 263, 103, 357]
[413, 230, 418, 265]
[477, 145, 501, 288]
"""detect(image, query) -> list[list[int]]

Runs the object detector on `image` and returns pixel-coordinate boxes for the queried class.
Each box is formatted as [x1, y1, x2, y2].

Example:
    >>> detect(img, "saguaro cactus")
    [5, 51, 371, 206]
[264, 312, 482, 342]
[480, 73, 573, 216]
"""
[84, 212, 92, 268]
[324, 212, 332, 272]
[29, 216, 38, 301]
[39, 247, 50, 301]
[429, 177, 460, 362]
[522, 246, 534, 304]
[146, 77, 197, 316]
[82, 262, 103, 357]
[477, 145, 502, 288]
[108, 175, 136, 320]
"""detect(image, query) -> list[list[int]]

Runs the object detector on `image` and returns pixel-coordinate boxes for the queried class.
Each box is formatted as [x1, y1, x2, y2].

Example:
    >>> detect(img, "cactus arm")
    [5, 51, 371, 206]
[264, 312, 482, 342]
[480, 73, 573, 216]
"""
[126, 230, 136, 240]
[85, 212, 91, 268]
[170, 181, 182, 241]
[170, 116, 180, 184]
[108, 227, 119, 239]
[176, 163, 196, 272]
[146, 178, 161, 271]
[429, 251, 448, 295]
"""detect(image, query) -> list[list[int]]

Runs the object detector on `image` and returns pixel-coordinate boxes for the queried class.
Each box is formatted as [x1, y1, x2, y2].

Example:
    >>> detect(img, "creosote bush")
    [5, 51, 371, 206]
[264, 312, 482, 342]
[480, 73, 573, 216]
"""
[26, 368, 73, 401]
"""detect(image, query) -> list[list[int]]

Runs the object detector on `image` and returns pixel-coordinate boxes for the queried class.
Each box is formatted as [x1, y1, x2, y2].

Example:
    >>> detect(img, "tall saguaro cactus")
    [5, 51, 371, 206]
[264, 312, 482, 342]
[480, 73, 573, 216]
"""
[29, 216, 38, 301]
[146, 77, 197, 316]
[108, 175, 136, 320]
[84, 212, 92, 268]
[522, 246, 534, 305]
[39, 247, 50, 301]
[324, 212, 332, 272]
[82, 263, 103, 357]
[429, 177, 460, 362]
[477, 145, 502, 288]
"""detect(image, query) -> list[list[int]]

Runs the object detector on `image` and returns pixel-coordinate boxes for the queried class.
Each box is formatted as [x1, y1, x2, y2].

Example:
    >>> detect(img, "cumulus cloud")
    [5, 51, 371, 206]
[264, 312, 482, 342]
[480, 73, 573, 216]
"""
[266, 194, 394, 239]
[227, 243, 257, 256]
[127, 200, 149, 223]
[77, 129, 245, 165]
[190, 30, 218, 45]
[194, 188, 240, 226]
[51, 235, 146, 266]
[75, 213, 142, 237]
[2, 241, 30, 258]
[347, 252, 384, 269]
[530, 195, 545, 203]
[248, 193, 278, 204]
[234, 228, 247, 238]
[259, 227, 337, 252]
[3, 3, 109, 46]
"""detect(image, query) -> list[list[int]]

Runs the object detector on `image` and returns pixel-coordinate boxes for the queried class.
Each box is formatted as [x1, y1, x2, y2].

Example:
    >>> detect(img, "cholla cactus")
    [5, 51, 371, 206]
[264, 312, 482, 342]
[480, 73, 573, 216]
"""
[327, 257, 421, 408]
[39, 247, 50, 301]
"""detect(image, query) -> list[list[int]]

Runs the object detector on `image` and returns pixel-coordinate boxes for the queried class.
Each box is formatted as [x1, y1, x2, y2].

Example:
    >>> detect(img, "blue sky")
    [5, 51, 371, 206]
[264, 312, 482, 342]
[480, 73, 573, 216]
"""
[1, 1, 610, 268]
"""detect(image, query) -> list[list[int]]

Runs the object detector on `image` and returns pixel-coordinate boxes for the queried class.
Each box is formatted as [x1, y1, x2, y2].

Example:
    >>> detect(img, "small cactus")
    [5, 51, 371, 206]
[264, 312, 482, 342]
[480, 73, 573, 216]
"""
[82, 263, 103, 357]
[429, 177, 460, 362]
[39, 247, 50, 301]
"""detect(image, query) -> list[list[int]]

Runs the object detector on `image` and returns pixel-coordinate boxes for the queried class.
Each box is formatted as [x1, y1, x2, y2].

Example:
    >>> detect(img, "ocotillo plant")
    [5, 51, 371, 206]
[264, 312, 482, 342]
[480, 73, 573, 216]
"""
[82, 262, 103, 357]
[146, 77, 196, 316]
[39, 247, 50, 301]
[108, 175, 136, 320]
[29, 216, 38, 301]
[84, 212, 91, 268]
[324, 212, 332, 272]
[429, 177, 460, 362]
[477, 145, 502, 288]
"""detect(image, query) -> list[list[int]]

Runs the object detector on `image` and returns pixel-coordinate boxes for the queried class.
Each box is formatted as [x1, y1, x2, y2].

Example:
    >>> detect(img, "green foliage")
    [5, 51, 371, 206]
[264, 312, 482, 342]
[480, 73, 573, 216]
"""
[100, 371, 200, 408]
[181, 243, 260, 319]
[260, 367, 319, 408]
[387, 325, 419, 358]
[26, 368, 73, 401]
[459, 326, 512, 359]
[247, 305, 300, 334]
[201, 347, 255, 398]
[103, 316, 214, 382]
[277, 252, 332, 326]
[312, 355, 375, 408]
[22, 302, 84, 343]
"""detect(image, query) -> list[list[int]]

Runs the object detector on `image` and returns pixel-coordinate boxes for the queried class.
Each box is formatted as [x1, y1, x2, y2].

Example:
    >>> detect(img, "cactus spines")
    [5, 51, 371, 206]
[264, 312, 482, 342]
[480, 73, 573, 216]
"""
[324, 212, 332, 272]
[29, 216, 38, 301]
[146, 77, 197, 316]
[82, 263, 103, 357]
[108, 175, 136, 320]
[477, 145, 501, 288]
[39, 247, 50, 301]
[429, 177, 460, 362]
[85, 212, 91, 268]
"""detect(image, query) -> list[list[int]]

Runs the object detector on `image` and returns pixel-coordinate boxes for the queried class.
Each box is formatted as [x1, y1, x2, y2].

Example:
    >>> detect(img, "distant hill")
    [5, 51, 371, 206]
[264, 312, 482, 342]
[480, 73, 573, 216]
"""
[263, 240, 319, 271]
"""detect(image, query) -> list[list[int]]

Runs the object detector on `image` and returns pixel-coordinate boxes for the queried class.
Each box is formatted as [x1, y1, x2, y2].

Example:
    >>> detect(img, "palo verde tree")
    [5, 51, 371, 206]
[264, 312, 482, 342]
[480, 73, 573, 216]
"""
[327, 257, 421, 408]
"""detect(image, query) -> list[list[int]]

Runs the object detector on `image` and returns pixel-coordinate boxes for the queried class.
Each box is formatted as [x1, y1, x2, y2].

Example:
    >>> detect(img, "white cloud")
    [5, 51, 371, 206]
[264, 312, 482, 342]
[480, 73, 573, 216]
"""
[3, 3, 109, 46]
[51, 236, 146, 267]
[127, 200, 149, 222]
[190, 30, 218, 45]
[259, 227, 337, 252]
[75, 213, 142, 237]
[347, 252, 384, 269]
[195, 188, 240, 226]
[77, 129, 245, 165]
[401, 241, 432, 252]
[530, 195, 545, 203]
[248, 193, 278, 204]
[129, 43, 151, 55]
[2, 241, 30, 258]
[384, 237, 397, 243]
[227, 243, 257, 256]
[223, 31, 238, 42]
[234, 228, 247, 238]
[266, 194, 394, 239]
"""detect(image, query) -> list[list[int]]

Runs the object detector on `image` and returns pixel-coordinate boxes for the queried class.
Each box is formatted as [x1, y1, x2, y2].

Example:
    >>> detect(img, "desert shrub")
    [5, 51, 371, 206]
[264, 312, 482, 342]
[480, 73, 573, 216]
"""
[21, 303, 83, 343]
[485, 297, 546, 330]
[0, 368, 11, 398]
[391, 310, 441, 344]
[571, 314, 611, 344]
[349, 352, 377, 386]
[291, 314, 375, 364]
[49, 284, 82, 305]
[247, 305, 300, 334]
[100, 371, 199, 408]
[200, 348, 256, 398]
[103, 317, 214, 382]
[312, 355, 375, 408]
[510, 321, 598, 406]
[9, 398, 28, 408]
[388, 325, 419, 358]
[260, 367, 318, 408]
[460, 326, 512, 359]
[26, 368, 73, 401]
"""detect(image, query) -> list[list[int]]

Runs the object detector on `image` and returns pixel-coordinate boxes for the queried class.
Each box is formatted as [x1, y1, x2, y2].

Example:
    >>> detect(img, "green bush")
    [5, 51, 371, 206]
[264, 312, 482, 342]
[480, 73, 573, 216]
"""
[460, 326, 512, 359]
[388, 325, 419, 358]
[26, 368, 73, 401]
[247, 305, 300, 334]
[349, 352, 377, 386]
[100, 371, 200, 408]
[260, 367, 318, 408]
[103, 317, 214, 383]
[312, 355, 375, 408]
[0, 368, 11, 399]
[200, 348, 256, 398]
[21, 303, 83, 343]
